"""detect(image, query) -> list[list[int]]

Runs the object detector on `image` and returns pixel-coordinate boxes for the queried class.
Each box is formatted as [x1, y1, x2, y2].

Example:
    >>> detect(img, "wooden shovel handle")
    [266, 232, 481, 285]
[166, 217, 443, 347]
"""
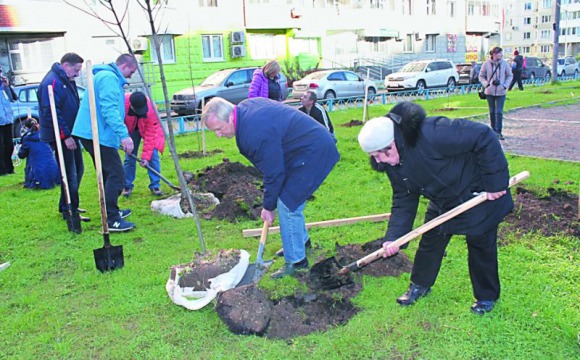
[259, 222, 269, 247]
[340, 171, 530, 274]
[48, 85, 72, 206]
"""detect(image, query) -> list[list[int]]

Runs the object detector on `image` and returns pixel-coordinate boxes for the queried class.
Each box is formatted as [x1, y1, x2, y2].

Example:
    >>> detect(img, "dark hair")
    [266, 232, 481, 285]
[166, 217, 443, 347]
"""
[24, 118, 38, 129]
[306, 90, 318, 102]
[61, 52, 84, 65]
[116, 54, 137, 67]
[490, 47, 503, 57]
[514, 50, 519, 56]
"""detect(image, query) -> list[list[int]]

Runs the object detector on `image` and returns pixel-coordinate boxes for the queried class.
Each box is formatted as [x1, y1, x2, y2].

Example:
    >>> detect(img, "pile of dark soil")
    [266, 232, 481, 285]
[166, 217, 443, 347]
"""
[179, 149, 223, 159]
[341, 119, 363, 127]
[500, 186, 579, 240]
[188, 159, 264, 221]
[176, 249, 241, 290]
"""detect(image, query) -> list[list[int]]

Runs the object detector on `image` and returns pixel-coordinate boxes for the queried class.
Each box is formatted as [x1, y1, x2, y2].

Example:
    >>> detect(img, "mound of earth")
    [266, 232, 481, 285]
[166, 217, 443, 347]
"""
[179, 149, 223, 159]
[188, 159, 264, 221]
[500, 186, 579, 241]
[341, 119, 363, 127]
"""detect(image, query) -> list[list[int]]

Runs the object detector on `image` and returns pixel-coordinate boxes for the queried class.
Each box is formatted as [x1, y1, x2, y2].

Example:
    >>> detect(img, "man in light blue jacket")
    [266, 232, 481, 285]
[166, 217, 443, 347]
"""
[72, 54, 137, 232]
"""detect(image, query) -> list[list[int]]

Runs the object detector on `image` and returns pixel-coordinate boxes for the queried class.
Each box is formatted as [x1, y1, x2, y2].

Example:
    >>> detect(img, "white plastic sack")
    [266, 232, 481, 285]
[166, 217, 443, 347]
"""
[150, 193, 219, 219]
[165, 250, 250, 310]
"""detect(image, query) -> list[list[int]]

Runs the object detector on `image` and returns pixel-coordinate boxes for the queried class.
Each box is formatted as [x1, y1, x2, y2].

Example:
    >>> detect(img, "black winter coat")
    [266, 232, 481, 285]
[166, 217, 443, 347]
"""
[381, 115, 513, 240]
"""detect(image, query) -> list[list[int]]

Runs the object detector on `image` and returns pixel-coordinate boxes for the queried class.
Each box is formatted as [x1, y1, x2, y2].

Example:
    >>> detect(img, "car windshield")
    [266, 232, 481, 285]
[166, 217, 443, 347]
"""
[301, 72, 329, 81]
[557, 59, 564, 65]
[400, 62, 426, 72]
[201, 71, 231, 86]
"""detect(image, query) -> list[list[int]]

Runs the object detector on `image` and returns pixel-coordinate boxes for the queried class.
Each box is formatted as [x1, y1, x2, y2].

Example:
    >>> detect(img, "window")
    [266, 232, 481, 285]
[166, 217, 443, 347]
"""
[199, 0, 218, 6]
[448, 0, 455, 17]
[524, 17, 531, 25]
[467, 3, 474, 15]
[540, 30, 551, 39]
[202, 34, 224, 62]
[403, 33, 414, 52]
[541, 0, 552, 8]
[150, 35, 175, 64]
[226, 70, 250, 86]
[524, 2, 531, 10]
[540, 45, 550, 53]
[403, 0, 413, 15]
[247, 33, 277, 59]
[8, 39, 58, 73]
[522, 46, 531, 53]
[426, 0, 436, 15]
[523, 32, 531, 39]
[327, 72, 345, 81]
[541, 15, 551, 23]
[344, 72, 360, 81]
[425, 34, 436, 51]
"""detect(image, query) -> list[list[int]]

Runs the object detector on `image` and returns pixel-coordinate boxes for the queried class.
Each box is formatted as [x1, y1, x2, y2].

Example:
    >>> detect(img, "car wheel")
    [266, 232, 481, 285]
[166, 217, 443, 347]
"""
[416, 80, 426, 93]
[545, 72, 551, 81]
[446, 77, 456, 90]
[367, 87, 376, 100]
[13, 118, 26, 139]
[575, 69, 578, 77]
[324, 90, 336, 99]
[530, 73, 536, 81]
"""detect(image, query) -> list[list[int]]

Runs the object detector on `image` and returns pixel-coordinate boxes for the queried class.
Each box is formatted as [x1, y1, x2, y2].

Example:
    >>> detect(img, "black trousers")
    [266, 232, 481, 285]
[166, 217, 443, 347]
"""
[51, 138, 84, 214]
[0, 123, 14, 175]
[80, 138, 125, 221]
[509, 69, 523, 90]
[410, 202, 501, 302]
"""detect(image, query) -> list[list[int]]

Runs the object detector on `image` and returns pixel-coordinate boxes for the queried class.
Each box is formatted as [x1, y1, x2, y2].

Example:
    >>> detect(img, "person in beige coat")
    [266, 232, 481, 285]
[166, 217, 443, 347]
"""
[479, 47, 513, 140]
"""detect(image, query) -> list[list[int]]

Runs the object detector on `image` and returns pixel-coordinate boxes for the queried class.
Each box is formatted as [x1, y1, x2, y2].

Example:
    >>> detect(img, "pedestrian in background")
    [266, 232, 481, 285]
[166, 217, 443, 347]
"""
[18, 118, 60, 189]
[38, 52, 87, 221]
[508, 50, 524, 91]
[479, 47, 513, 140]
[122, 91, 165, 197]
[0, 68, 17, 176]
[73, 54, 137, 232]
[248, 60, 284, 101]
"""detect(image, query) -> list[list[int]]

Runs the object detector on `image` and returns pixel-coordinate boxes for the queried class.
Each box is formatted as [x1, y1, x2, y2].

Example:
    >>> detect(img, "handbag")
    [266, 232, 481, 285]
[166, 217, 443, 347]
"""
[478, 89, 487, 100]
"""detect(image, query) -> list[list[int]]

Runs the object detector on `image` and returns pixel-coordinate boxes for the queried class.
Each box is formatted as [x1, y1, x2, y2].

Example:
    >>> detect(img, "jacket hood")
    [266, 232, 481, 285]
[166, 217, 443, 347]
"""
[387, 101, 426, 147]
[92, 63, 127, 86]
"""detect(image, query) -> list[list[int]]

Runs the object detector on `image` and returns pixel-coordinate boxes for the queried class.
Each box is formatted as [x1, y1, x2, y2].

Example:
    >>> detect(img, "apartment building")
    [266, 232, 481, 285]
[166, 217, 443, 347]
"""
[503, 0, 580, 60]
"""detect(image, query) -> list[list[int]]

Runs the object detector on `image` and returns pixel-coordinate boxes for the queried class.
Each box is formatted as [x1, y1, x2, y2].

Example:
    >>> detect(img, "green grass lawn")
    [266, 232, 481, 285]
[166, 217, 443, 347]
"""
[1, 81, 579, 359]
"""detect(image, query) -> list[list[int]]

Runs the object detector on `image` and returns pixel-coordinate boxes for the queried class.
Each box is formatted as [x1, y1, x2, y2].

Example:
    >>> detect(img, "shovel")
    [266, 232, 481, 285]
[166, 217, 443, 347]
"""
[85, 61, 124, 272]
[126, 152, 180, 191]
[237, 222, 274, 286]
[48, 85, 82, 234]
[309, 170, 530, 290]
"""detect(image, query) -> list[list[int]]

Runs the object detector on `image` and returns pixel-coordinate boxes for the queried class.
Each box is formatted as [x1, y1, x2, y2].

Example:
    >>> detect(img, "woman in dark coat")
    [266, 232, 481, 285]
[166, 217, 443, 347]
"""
[358, 101, 513, 315]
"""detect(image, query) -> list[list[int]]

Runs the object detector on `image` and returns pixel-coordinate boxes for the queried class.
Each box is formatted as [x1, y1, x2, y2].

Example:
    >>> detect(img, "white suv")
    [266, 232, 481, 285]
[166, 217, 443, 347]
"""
[384, 59, 459, 92]
[556, 56, 578, 77]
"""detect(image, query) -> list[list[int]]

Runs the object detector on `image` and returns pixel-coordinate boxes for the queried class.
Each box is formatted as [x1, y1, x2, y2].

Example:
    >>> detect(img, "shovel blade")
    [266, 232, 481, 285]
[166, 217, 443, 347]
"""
[237, 260, 274, 287]
[308, 256, 353, 290]
[93, 244, 124, 273]
[64, 211, 82, 234]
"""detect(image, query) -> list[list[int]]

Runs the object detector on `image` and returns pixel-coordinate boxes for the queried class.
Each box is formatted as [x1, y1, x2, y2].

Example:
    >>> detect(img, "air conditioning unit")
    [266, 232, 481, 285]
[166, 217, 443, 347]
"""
[415, 32, 422, 41]
[231, 45, 246, 58]
[395, 37, 403, 42]
[130, 37, 148, 52]
[230, 31, 245, 44]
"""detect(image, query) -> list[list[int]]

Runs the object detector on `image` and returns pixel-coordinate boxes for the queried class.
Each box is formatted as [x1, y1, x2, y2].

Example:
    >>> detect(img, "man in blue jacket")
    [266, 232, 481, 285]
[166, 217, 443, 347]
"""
[202, 97, 340, 278]
[358, 102, 513, 315]
[38, 52, 87, 222]
[72, 54, 137, 232]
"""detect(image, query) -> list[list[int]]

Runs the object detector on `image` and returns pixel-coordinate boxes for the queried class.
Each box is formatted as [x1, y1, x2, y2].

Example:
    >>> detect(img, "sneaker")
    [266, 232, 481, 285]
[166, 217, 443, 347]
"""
[470, 300, 496, 315]
[77, 208, 87, 213]
[119, 209, 132, 219]
[150, 187, 163, 196]
[122, 188, 132, 197]
[271, 257, 309, 279]
[108, 218, 135, 232]
[275, 238, 312, 257]
[396, 283, 432, 306]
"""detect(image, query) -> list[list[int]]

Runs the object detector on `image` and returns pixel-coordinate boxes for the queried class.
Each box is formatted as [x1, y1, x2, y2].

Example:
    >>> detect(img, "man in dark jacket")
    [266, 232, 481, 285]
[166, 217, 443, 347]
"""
[202, 97, 340, 278]
[38, 53, 87, 222]
[509, 50, 524, 91]
[298, 90, 335, 136]
[357, 101, 513, 315]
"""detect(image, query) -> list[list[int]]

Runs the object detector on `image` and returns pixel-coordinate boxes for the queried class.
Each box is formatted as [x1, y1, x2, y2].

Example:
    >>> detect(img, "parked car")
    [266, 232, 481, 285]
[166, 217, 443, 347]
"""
[11, 83, 86, 139]
[170, 67, 289, 116]
[456, 62, 481, 85]
[291, 70, 377, 100]
[384, 59, 458, 92]
[522, 57, 551, 81]
[556, 56, 578, 77]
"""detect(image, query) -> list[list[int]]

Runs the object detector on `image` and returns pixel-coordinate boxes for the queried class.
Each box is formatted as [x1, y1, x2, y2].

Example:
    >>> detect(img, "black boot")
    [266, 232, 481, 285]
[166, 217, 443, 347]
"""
[275, 238, 311, 257]
[470, 300, 496, 315]
[396, 283, 431, 306]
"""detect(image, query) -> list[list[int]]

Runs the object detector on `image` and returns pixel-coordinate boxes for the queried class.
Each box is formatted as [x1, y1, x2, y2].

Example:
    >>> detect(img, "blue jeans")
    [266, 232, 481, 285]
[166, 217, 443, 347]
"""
[277, 198, 309, 264]
[123, 129, 161, 190]
[486, 95, 506, 135]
